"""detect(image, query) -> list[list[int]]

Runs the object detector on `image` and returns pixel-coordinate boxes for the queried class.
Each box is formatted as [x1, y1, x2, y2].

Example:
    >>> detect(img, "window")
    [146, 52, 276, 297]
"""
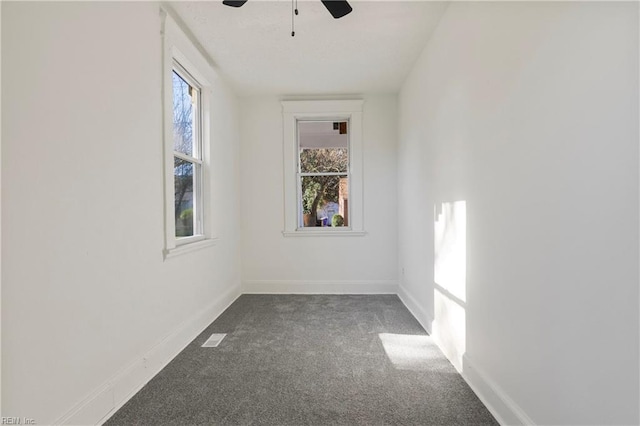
[298, 120, 350, 228]
[282, 100, 365, 236]
[162, 9, 217, 258]
[172, 66, 202, 239]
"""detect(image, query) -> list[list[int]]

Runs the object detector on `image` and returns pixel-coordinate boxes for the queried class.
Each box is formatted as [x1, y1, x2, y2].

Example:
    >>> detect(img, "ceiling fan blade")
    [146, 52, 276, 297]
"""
[223, 0, 248, 7]
[321, 0, 352, 19]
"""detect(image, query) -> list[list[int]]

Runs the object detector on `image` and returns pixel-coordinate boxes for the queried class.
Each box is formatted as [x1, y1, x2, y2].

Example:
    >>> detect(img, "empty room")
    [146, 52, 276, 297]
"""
[2, 1, 639, 425]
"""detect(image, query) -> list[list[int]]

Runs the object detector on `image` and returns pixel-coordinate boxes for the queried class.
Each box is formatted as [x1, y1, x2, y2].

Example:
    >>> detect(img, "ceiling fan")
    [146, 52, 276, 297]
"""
[222, 0, 353, 19]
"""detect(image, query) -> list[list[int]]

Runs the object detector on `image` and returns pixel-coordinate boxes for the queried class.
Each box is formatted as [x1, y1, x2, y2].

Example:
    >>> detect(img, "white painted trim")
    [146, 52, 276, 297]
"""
[243, 280, 397, 294]
[163, 237, 218, 260]
[397, 285, 532, 425]
[462, 354, 536, 426]
[54, 285, 241, 425]
[54, 382, 114, 426]
[282, 230, 366, 237]
[0, 3, 3, 417]
[171, 47, 211, 88]
[175, 234, 206, 246]
[282, 99, 364, 113]
[397, 284, 433, 335]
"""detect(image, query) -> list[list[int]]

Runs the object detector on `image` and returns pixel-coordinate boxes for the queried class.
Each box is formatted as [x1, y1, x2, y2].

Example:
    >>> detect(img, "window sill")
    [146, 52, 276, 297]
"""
[163, 237, 219, 260]
[282, 230, 367, 237]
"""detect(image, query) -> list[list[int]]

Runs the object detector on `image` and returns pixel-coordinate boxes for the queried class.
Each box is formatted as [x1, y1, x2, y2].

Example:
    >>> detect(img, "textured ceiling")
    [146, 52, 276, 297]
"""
[169, 1, 449, 96]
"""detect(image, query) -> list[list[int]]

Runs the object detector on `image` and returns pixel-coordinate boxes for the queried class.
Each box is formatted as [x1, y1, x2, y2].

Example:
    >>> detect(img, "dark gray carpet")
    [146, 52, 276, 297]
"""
[105, 295, 498, 425]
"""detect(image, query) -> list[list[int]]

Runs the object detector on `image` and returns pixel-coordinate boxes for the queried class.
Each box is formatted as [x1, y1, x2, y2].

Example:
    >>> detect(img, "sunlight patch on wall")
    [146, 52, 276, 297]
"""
[433, 289, 466, 371]
[433, 201, 467, 372]
[434, 200, 466, 302]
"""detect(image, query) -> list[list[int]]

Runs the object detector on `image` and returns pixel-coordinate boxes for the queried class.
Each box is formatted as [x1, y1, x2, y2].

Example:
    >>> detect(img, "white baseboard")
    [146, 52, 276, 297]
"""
[53, 283, 532, 426]
[53, 284, 241, 426]
[397, 284, 433, 334]
[397, 286, 533, 426]
[242, 280, 398, 294]
[462, 354, 535, 426]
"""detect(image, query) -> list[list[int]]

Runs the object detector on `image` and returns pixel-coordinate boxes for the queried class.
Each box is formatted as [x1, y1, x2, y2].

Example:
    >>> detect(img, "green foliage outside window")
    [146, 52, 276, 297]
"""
[300, 147, 348, 225]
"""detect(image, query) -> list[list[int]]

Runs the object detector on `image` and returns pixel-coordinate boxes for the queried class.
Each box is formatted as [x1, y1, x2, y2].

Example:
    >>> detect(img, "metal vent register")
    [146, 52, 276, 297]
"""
[202, 333, 227, 348]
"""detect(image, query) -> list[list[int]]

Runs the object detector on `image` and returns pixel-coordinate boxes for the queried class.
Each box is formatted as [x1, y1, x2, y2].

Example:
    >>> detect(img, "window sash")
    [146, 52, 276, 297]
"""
[174, 150, 203, 165]
[174, 156, 204, 244]
[296, 119, 351, 228]
[298, 172, 346, 177]
[173, 62, 202, 160]
[296, 176, 350, 228]
[296, 120, 350, 175]
[173, 64, 204, 240]
[298, 149, 350, 174]
[174, 159, 203, 236]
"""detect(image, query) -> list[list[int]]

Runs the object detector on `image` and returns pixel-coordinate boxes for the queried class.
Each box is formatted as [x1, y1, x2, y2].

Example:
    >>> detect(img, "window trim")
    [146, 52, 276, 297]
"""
[282, 100, 365, 237]
[161, 9, 218, 259]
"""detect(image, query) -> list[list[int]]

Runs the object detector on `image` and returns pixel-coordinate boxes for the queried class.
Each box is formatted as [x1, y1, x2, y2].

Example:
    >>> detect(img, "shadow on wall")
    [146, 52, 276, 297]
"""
[433, 200, 467, 371]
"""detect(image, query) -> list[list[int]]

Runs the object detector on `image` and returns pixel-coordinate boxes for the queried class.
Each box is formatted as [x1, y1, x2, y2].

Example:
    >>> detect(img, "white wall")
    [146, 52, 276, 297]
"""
[0, 1, 3, 417]
[240, 95, 398, 293]
[1, 3, 242, 424]
[398, 2, 639, 425]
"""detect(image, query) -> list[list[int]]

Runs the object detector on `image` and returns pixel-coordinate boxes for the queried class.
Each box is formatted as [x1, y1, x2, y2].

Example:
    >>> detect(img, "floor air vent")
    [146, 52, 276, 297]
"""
[202, 333, 227, 348]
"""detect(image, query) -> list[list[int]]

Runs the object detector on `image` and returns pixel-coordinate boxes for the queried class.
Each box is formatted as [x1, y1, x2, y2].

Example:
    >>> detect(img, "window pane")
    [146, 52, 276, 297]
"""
[300, 175, 348, 227]
[175, 156, 194, 237]
[299, 148, 348, 173]
[172, 71, 195, 156]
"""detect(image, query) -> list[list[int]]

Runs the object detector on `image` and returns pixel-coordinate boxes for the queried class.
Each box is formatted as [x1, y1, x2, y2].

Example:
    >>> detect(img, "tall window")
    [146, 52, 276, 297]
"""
[298, 121, 349, 228]
[162, 10, 217, 259]
[172, 65, 203, 239]
[282, 100, 365, 236]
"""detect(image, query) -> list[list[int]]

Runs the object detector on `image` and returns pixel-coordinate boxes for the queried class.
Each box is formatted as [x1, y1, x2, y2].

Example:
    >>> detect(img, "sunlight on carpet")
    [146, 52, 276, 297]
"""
[378, 333, 443, 371]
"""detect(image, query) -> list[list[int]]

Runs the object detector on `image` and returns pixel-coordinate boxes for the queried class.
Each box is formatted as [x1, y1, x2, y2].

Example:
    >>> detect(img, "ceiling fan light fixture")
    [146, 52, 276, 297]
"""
[320, 0, 352, 19]
[223, 0, 352, 19]
[222, 0, 248, 7]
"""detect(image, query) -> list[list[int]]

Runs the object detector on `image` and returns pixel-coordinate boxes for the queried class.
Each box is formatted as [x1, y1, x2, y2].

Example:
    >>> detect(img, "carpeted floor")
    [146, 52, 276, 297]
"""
[105, 295, 498, 425]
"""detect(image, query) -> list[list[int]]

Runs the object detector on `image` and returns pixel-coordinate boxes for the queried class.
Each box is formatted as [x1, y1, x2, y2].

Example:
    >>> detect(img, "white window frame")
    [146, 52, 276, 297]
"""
[282, 100, 366, 237]
[172, 63, 204, 243]
[162, 9, 218, 258]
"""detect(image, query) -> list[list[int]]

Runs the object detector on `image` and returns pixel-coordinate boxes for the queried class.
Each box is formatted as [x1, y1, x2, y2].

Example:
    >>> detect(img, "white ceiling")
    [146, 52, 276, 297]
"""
[169, 1, 449, 96]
